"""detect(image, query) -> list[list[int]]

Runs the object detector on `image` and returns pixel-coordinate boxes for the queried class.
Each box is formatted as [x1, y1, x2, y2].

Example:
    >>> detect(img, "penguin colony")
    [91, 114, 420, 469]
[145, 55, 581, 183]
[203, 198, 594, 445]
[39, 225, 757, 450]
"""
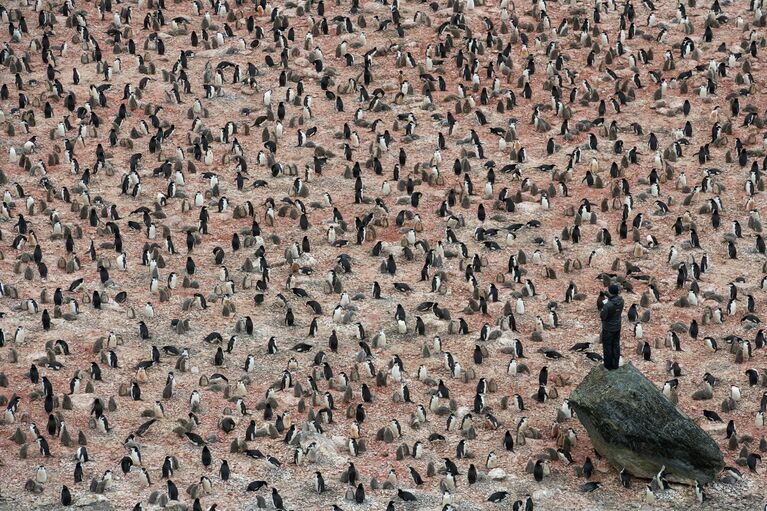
[0, 0, 766, 507]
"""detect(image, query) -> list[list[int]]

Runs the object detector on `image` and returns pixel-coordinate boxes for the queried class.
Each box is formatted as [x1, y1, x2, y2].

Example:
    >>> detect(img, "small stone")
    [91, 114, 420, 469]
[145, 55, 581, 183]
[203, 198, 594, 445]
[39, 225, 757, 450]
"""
[488, 468, 507, 480]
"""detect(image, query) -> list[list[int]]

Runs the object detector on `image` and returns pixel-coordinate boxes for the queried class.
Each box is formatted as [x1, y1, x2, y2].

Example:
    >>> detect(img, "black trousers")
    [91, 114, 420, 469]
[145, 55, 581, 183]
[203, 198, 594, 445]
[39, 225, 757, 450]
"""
[602, 329, 621, 370]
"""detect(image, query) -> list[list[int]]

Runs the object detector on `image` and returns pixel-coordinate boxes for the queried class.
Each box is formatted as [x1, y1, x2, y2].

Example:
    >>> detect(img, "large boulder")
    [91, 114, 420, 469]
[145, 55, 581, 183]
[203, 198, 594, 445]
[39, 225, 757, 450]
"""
[569, 363, 723, 484]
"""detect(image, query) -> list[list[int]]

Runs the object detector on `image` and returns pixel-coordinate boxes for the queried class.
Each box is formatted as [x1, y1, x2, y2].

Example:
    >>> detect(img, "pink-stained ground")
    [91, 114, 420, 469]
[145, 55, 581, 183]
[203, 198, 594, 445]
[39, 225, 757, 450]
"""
[0, 0, 766, 508]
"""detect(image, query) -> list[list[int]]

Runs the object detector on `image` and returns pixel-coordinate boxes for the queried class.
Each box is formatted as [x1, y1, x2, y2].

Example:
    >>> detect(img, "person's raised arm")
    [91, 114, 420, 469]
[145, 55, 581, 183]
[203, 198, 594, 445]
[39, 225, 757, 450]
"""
[600, 301, 611, 321]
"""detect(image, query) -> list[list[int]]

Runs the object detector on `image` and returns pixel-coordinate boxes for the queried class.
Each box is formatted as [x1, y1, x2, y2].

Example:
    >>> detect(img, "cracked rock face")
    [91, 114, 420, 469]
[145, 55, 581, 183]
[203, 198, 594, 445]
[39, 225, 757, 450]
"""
[570, 364, 724, 484]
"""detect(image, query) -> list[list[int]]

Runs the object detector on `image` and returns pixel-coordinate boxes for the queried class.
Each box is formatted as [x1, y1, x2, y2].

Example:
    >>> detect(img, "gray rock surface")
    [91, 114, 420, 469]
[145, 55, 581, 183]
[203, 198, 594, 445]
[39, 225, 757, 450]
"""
[569, 363, 724, 484]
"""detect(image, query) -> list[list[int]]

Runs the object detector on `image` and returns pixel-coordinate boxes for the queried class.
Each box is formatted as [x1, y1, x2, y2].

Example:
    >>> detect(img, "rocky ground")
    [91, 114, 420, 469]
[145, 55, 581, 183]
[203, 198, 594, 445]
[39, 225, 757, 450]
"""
[0, 0, 766, 508]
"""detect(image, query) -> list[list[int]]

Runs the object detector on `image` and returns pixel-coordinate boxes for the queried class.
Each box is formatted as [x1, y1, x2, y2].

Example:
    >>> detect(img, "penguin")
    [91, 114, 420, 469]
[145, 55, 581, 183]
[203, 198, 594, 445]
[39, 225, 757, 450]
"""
[313, 471, 325, 493]
[693, 480, 706, 503]
[139, 467, 151, 486]
[409, 466, 424, 485]
[641, 342, 652, 361]
[97, 415, 110, 433]
[354, 483, 365, 503]
[618, 468, 631, 488]
[488, 491, 509, 503]
[36, 465, 48, 483]
[583, 457, 594, 479]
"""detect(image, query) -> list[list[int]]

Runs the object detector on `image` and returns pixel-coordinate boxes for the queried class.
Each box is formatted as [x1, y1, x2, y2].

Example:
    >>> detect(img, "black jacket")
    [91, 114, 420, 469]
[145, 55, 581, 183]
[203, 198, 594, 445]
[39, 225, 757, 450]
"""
[600, 295, 624, 332]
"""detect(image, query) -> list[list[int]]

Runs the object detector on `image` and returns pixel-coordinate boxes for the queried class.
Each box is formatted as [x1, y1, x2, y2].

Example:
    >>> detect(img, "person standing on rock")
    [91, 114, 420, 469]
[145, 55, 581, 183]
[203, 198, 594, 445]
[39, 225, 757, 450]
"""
[600, 284, 625, 370]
